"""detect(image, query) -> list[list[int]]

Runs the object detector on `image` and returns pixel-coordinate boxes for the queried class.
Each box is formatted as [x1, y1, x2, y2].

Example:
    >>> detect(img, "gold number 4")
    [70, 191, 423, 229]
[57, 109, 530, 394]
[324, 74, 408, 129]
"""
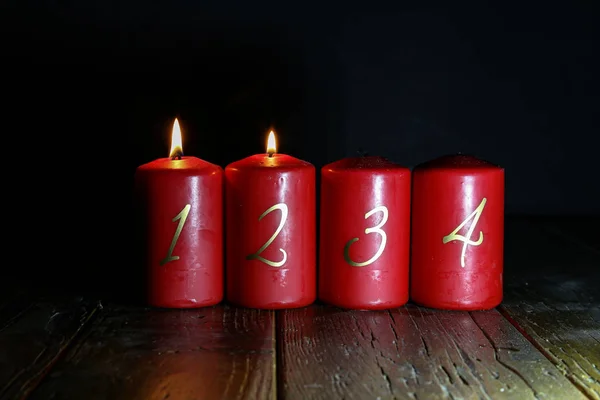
[344, 205, 389, 267]
[246, 203, 289, 267]
[160, 204, 191, 266]
[442, 197, 487, 268]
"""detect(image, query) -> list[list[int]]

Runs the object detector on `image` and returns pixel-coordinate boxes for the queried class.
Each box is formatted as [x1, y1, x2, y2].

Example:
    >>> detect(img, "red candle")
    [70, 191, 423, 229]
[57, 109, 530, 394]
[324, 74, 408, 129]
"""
[135, 119, 223, 308]
[410, 154, 504, 310]
[225, 131, 316, 309]
[318, 156, 411, 310]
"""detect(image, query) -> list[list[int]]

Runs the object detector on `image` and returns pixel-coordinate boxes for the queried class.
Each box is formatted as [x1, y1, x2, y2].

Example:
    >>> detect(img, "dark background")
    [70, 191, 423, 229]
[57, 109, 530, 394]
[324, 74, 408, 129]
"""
[1, 1, 597, 296]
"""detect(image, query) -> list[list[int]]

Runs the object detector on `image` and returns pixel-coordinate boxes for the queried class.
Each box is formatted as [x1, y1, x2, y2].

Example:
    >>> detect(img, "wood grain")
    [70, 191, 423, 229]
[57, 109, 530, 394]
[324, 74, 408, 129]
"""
[501, 217, 600, 399]
[278, 304, 584, 400]
[28, 304, 275, 400]
[0, 296, 99, 400]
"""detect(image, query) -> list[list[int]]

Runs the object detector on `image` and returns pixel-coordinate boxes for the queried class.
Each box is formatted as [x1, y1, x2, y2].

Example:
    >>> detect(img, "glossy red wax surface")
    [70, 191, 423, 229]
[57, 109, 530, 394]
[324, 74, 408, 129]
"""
[318, 156, 411, 309]
[410, 155, 504, 310]
[225, 153, 316, 309]
[135, 156, 223, 308]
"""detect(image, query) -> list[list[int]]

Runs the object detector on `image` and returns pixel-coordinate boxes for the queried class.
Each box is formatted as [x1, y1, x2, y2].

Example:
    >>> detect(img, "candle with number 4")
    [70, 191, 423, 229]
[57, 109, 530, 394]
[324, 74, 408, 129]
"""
[225, 131, 316, 309]
[135, 119, 223, 308]
[410, 154, 504, 310]
[318, 156, 411, 310]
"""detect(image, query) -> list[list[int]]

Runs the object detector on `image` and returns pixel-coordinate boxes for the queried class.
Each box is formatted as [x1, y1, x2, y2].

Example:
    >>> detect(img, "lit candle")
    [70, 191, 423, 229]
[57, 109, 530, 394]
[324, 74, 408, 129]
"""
[135, 119, 223, 308]
[318, 156, 411, 309]
[225, 131, 316, 309]
[410, 154, 504, 310]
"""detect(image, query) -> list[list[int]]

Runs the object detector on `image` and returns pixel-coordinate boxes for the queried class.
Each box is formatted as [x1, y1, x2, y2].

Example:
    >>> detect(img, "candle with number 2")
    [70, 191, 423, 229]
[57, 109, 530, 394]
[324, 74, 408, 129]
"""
[135, 119, 223, 308]
[225, 131, 316, 309]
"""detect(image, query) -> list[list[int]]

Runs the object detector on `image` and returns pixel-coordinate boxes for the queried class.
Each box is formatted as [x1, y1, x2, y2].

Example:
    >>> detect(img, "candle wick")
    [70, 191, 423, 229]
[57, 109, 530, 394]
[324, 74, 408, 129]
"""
[171, 149, 183, 160]
[268, 151, 274, 158]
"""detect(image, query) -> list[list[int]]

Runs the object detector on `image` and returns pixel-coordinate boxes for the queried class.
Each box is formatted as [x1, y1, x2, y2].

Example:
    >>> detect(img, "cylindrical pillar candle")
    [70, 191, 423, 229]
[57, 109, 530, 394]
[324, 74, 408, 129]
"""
[225, 131, 316, 309]
[135, 119, 223, 308]
[410, 154, 504, 310]
[319, 156, 411, 309]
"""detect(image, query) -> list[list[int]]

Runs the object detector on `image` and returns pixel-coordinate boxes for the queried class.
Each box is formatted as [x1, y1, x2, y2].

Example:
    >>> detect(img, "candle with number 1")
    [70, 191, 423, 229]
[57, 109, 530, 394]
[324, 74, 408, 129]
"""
[225, 131, 316, 309]
[135, 119, 223, 308]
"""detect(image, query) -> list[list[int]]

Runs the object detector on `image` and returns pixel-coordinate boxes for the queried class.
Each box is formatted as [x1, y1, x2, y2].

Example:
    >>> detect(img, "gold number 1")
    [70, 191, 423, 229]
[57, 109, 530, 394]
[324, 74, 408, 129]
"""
[160, 204, 191, 266]
[442, 198, 487, 268]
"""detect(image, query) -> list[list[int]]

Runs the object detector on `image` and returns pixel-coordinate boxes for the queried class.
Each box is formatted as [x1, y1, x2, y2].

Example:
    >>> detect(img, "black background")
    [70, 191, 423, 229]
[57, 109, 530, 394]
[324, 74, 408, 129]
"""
[1, 1, 597, 296]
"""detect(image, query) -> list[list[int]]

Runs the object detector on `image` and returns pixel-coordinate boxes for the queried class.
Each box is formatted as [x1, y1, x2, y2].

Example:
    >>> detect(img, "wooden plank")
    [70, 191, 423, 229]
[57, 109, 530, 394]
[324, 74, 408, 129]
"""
[28, 305, 275, 400]
[500, 217, 600, 399]
[278, 304, 584, 400]
[0, 296, 99, 400]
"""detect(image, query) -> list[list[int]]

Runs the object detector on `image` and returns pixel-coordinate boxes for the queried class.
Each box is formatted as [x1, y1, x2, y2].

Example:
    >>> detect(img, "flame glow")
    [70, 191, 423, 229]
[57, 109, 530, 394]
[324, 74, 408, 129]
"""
[267, 131, 276, 154]
[169, 118, 183, 158]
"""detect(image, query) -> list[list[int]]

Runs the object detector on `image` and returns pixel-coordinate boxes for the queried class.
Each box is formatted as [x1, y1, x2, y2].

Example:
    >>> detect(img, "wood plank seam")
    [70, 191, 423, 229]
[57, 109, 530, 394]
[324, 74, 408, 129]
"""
[497, 306, 595, 400]
[414, 307, 496, 399]
[6, 300, 102, 400]
[36, 302, 107, 376]
[406, 307, 469, 399]
[24, 305, 277, 400]
[469, 311, 541, 398]
[18, 301, 102, 400]
[277, 304, 586, 400]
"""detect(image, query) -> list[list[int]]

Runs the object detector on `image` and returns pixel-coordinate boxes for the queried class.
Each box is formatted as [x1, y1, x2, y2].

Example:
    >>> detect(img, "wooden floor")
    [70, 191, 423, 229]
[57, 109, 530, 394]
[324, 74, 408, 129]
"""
[1, 217, 599, 400]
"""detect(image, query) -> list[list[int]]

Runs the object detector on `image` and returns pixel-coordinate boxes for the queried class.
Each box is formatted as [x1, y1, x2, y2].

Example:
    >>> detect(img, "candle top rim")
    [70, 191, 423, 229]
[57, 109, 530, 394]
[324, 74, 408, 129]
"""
[416, 154, 502, 170]
[324, 156, 408, 171]
[137, 156, 221, 171]
[226, 153, 313, 170]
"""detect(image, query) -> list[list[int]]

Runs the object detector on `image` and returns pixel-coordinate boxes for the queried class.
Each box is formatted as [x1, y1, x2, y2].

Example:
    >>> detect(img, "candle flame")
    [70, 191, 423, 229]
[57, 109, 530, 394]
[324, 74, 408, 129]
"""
[267, 131, 276, 155]
[169, 118, 183, 158]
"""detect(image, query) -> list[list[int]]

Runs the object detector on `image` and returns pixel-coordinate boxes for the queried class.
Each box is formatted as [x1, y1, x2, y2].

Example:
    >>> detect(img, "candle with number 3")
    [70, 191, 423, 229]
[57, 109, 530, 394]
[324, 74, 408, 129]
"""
[135, 119, 223, 308]
[225, 131, 316, 309]
[319, 156, 411, 309]
[410, 154, 504, 310]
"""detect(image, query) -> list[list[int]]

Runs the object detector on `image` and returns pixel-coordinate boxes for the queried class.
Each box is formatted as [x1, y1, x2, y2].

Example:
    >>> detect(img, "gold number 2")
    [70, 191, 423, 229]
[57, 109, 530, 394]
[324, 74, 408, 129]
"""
[344, 205, 389, 267]
[246, 203, 289, 267]
[160, 204, 191, 266]
[442, 197, 487, 268]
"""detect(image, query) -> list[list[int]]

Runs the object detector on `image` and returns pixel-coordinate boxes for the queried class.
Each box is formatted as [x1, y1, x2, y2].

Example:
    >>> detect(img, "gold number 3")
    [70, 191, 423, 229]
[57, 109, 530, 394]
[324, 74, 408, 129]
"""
[160, 204, 191, 266]
[246, 203, 289, 267]
[344, 205, 389, 267]
[442, 197, 487, 268]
